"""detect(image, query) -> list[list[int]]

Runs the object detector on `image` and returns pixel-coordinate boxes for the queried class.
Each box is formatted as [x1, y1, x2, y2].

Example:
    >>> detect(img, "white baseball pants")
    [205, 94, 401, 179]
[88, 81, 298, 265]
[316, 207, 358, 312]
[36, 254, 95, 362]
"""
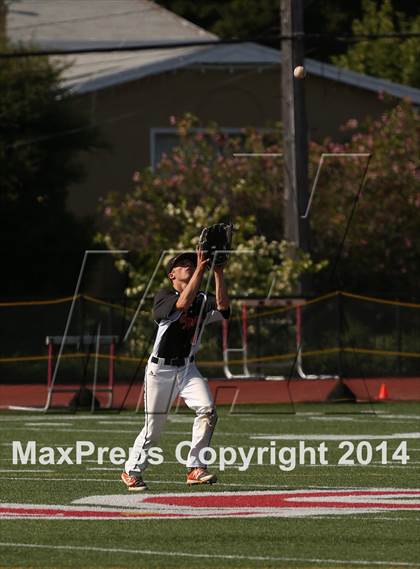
[124, 358, 217, 474]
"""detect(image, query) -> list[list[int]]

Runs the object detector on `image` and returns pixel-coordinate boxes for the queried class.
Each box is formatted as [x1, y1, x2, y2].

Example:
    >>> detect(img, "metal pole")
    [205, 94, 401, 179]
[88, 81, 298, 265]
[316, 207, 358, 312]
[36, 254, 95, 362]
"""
[396, 302, 402, 376]
[0, 0, 7, 43]
[337, 293, 343, 378]
[47, 339, 53, 389]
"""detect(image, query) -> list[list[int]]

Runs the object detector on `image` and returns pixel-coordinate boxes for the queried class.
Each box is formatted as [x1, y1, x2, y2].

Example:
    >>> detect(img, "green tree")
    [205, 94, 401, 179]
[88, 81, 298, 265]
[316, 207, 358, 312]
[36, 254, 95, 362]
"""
[309, 100, 420, 296]
[99, 114, 324, 298]
[332, 0, 420, 88]
[0, 41, 103, 298]
[156, 0, 278, 43]
[156, 1, 418, 63]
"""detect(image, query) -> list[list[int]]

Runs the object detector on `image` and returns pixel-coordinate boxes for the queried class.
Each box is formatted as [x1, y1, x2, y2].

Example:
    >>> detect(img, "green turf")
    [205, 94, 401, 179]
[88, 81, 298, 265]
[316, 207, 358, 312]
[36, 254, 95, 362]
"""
[0, 402, 419, 569]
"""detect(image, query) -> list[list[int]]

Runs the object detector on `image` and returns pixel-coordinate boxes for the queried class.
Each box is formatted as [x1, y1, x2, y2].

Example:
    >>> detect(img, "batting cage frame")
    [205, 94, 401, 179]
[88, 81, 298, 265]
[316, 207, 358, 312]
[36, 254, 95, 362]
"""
[8, 250, 128, 412]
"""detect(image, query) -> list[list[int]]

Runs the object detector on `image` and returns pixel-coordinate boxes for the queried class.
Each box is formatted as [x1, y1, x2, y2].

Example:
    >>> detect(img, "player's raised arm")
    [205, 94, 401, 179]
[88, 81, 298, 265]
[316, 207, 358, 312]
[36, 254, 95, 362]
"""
[214, 265, 229, 311]
[175, 249, 207, 311]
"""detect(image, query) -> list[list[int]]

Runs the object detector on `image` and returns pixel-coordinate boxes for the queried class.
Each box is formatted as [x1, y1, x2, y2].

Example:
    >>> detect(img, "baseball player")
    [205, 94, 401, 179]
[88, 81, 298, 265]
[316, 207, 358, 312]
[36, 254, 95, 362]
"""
[121, 249, 230, 491]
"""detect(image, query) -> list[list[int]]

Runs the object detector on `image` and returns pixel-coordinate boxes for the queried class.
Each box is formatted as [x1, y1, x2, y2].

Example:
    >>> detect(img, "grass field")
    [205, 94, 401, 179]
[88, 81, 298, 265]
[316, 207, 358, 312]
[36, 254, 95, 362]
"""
[0, 401, 419, 568]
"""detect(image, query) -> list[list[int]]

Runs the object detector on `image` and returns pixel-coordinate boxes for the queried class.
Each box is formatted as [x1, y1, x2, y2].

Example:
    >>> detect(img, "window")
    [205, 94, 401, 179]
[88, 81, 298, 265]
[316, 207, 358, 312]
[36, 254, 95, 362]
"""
[150, 127, 275, 170]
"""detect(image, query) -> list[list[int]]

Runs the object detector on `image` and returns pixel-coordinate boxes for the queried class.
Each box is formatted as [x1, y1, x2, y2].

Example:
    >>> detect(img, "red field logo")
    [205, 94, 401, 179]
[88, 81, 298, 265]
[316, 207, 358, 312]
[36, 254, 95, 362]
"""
[1, 489, 420, 520]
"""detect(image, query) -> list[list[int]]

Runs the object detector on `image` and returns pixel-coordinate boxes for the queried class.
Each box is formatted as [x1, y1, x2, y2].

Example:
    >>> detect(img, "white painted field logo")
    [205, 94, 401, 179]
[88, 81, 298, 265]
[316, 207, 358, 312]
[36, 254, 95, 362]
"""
[1, 489, 420, 520]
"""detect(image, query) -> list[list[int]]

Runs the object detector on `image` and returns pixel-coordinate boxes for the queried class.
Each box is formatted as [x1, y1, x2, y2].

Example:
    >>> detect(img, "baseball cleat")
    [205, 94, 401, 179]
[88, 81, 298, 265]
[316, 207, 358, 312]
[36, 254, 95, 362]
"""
[186, 467, 217, 485]
[121, 471, 148, 491]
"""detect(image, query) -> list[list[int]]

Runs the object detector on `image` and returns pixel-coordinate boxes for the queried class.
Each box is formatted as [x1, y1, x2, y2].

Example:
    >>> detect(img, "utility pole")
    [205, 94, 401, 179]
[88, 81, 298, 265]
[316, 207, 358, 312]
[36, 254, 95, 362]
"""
[281, 0, 310, 258]
[0, 0, 7, 44]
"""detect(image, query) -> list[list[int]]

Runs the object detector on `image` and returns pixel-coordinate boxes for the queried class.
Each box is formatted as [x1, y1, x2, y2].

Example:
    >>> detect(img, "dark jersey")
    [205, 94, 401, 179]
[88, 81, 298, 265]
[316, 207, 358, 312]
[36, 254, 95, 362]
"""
[151, 288, 230, 359]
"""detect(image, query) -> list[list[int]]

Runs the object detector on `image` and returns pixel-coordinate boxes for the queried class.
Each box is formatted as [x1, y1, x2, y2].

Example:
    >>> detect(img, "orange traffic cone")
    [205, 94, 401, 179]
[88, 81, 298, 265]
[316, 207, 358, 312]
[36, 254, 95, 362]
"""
[376, 383, 389, 401]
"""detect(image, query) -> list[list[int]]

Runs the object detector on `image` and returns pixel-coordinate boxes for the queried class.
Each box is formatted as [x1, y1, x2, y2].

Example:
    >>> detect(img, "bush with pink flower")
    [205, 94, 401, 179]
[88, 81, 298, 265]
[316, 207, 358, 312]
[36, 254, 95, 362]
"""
[99, 101, 419, 297]
[309, 100, 419, 295]
[98, 113, 323, 296]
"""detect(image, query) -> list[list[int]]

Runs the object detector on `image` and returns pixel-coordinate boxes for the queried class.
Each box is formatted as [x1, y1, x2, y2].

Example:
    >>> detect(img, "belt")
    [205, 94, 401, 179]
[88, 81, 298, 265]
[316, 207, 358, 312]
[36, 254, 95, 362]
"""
[150, 355, 195, 367]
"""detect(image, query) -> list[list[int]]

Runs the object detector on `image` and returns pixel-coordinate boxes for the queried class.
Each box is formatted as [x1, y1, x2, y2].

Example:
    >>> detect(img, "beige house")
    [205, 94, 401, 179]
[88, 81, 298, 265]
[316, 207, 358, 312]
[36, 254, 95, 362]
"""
[7, 0, 420, 219]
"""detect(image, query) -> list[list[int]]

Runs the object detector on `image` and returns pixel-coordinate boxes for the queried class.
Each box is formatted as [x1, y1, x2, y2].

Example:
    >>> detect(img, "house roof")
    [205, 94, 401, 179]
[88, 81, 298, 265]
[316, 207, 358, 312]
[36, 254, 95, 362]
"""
[6, 0, 217, 92]
[6, 0, 420, 104]
[305, 58, 420, 105]
[7, 0, 215, 44]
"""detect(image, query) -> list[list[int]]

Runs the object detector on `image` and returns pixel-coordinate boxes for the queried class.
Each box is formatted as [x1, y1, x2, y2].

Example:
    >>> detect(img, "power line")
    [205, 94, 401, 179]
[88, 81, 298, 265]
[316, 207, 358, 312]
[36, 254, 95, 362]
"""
[1, 32, 419, 59]
[307, 31, 420, 42]
[0, 38, 261, 58]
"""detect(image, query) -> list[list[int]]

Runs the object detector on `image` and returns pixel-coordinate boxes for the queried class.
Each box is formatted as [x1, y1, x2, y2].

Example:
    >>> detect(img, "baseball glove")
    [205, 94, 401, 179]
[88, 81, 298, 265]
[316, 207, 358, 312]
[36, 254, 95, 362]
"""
[198, 223, 233, 267]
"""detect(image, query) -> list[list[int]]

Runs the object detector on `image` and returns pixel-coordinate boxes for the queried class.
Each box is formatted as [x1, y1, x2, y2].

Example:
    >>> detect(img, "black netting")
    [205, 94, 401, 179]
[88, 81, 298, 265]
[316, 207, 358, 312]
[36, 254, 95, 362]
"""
[2, 291, 420, 407]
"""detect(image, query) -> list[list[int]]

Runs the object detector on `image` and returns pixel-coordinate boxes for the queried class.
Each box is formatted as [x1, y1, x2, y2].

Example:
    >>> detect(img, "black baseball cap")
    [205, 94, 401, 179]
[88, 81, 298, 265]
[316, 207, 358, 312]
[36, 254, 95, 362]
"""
[166, 252, 197, 274]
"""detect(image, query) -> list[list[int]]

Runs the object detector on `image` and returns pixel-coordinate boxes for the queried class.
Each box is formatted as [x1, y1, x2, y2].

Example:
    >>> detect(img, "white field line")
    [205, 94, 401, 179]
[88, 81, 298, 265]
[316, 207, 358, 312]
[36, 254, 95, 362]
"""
[0, 412, 420, 421]
[97, 419, 193, 425]
[0, 469, 56, 473]
[235, 416, 420, 424]
[4, 427, 144, 434]
[237, 414, 420, 421]
[372, 466, 419, 469]
[373, 415, 420, 420]
[0, 477, 334, 487]
[4, 428, 420, 439]
[0, 415, 120, 421]
[3, 427, 196, 434]
[2, 459, 420, 473]
[1, 427, 276, 436]
[5, 464, 418, 473]
[2, 475, 420, 487]
[236, 413, 342, 423]
[85, 461, 420, 471]
[0, 477, 286, 488]
[2, 416, 420, 425]
[0, 542, 418, 567]
[24, 423, 75, 427]
[1, 467, 419, 478]
[306, 516, 420, 521]
[366, 517, 420, 521]
[310, 418, 420, 424]
[87, 467, 133, 471]
[251, 433, 420, 441]
[97, 421, 144, 425]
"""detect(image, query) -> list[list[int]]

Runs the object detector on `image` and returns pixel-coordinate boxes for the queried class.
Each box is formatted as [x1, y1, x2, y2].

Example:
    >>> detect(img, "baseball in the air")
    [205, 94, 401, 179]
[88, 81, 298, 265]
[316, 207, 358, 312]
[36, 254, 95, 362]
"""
[294, 66, 306, 79]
